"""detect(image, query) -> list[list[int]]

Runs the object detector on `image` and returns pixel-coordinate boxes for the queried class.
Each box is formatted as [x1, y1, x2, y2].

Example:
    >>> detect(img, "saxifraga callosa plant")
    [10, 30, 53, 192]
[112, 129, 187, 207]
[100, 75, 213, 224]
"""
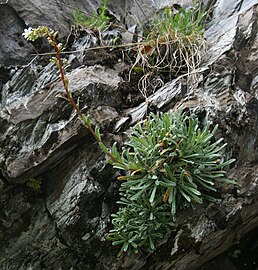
[131, 0, 207, 97]
[106, 112, 236, 255]
[23, 26, 236, 257]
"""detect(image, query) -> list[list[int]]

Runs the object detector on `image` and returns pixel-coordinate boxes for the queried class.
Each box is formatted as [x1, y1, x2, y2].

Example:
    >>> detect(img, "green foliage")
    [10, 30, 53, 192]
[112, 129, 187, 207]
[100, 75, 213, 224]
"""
[72, 10, 89, 27]
[26, 177, 42, 193]
[72, 0, 111, 31]
[107, 111, 235, 255]
[131, 1, 207, 96]
[153, 1, 206, 37]
[107, 194, 173, 256]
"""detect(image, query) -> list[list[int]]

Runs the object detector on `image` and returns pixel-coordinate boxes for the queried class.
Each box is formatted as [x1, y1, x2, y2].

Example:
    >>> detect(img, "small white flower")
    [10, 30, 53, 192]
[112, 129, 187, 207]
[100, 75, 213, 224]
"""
[22, 27, 33, 39]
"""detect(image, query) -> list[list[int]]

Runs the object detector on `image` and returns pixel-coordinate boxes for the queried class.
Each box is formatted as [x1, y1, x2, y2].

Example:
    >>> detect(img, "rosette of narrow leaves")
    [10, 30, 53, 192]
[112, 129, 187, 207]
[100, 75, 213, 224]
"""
[107, 111, 235, 255]
[107, 193, 173, 256]
[109, 111, 235, 216]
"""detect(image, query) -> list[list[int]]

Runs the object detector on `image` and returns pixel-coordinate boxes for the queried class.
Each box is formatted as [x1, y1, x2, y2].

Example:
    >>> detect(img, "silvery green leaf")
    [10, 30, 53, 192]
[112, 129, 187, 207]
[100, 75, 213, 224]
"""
[149, 185, 157, 203]
[99, 142, 108, 154]
[82, 114, 90, 126]
[95, 126, 101, 141]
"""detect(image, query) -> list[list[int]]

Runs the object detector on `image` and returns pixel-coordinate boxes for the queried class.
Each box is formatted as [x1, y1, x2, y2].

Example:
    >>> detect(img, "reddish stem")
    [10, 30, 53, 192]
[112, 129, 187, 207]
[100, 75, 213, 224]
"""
[50, 35, 100, 143]
[50, 35, 117, 161]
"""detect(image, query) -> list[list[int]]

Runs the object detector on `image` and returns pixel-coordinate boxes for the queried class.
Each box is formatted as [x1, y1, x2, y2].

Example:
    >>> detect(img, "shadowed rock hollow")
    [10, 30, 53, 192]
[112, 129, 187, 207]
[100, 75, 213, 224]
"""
[0, 0, 257, 269]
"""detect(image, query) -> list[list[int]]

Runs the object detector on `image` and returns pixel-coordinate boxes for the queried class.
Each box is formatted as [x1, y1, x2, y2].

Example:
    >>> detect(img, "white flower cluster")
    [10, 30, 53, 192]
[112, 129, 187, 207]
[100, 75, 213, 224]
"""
[22, 27, 33, 39]
[22, 26, 57, 42]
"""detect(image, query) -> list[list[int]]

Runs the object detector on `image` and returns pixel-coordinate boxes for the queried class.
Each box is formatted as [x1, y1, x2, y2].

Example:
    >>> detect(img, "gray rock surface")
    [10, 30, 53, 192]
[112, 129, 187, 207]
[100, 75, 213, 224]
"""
[0, 0, 258, 269]
[0, 63, 121, 181]
[0, 5, 34, 65]
[0, 0, 178, 65]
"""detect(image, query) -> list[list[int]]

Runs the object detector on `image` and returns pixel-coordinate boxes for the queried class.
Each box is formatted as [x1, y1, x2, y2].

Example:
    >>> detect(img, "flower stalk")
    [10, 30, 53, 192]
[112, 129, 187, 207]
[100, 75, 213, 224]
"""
[49, 34, 101, 143]
[23, 26, 118, 161]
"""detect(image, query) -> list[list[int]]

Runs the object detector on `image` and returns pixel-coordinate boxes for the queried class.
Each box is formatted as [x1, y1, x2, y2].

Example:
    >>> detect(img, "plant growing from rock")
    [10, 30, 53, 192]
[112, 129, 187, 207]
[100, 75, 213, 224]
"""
[72, 0, 111, 31]
[106, 111, 235, 255]
[23, 26, 235, 257]
[130, 1, 207, 97]
[26, 177, 42, 193]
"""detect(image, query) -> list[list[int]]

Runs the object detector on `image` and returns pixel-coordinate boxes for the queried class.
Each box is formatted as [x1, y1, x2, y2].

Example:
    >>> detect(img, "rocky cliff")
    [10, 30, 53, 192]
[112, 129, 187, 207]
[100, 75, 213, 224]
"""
[0, 0, 257, 269]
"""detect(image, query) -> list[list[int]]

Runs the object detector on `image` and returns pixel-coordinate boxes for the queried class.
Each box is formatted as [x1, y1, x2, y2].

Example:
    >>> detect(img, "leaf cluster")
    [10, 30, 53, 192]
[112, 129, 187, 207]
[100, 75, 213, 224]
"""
[26, 177, 42, 193]
[153, 1, 206, 37]
[131, 1, 207, 97]
[107, 193, 173, 256]
[72, 0, 111, 31]
[107, 111, 235, 255]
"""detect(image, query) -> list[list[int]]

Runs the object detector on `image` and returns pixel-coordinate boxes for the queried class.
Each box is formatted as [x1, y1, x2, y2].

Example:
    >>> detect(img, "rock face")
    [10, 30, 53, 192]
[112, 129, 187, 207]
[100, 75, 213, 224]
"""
[0, 0, 178, 65]
[0, 4, 34, 66]
[0, 0, 258, 270]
